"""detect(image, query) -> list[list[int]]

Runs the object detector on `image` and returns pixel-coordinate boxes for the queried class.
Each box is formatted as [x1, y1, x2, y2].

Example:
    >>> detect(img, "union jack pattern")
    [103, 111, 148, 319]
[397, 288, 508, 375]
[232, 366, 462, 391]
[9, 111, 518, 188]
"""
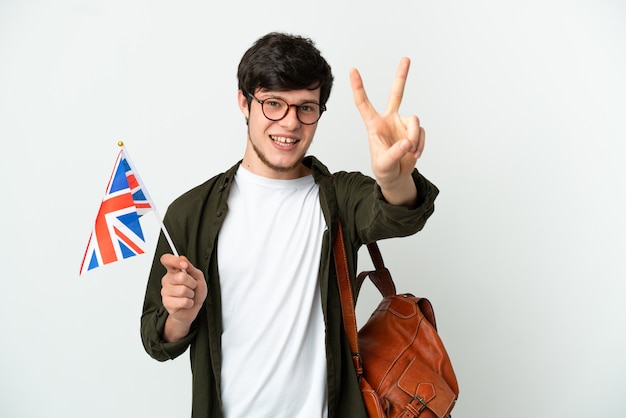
[80, 149, 153, 275]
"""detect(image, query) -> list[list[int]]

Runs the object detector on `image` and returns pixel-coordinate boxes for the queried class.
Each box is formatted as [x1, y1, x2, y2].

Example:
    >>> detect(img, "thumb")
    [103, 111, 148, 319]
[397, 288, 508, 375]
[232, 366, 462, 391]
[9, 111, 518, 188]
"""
[385, 138, 415, 163]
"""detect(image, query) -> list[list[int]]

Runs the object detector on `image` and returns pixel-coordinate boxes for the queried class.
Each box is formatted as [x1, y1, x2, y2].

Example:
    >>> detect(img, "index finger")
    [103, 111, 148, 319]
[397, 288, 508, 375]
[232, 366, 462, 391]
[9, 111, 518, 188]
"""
[350, 67, 377, 122]
[160, 253, 190, 273]
[385, 57, 411, 114]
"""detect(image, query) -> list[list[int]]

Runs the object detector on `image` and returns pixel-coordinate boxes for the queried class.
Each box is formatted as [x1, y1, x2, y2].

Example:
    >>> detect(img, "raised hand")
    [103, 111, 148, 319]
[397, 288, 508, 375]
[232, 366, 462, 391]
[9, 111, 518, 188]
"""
[350, 57, 424, 206]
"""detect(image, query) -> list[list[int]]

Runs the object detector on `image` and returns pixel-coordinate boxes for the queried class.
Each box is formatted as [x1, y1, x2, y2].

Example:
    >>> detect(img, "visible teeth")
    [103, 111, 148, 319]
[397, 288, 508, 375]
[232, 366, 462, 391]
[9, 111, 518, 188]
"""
[272, 136, 297, 144]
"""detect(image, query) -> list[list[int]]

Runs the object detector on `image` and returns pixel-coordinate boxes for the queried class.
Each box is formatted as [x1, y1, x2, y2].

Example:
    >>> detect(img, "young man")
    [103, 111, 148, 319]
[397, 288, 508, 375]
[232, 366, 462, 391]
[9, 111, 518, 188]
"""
[141, 32, 439, 418]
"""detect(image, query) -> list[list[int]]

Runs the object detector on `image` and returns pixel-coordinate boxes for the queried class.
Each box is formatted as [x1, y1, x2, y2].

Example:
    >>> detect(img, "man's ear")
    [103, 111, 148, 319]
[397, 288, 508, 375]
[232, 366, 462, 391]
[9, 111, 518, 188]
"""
[237, 90, 250, 121]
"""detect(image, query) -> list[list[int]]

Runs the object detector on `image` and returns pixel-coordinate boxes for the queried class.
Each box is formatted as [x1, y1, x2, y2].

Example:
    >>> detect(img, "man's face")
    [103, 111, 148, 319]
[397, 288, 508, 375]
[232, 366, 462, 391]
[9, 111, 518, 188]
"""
[238, 87, 321, 179]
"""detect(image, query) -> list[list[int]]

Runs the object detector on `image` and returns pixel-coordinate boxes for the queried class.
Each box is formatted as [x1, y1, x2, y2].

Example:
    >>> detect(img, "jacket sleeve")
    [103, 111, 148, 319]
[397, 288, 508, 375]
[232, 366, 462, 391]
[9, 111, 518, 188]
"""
[335, 168, 439, 245]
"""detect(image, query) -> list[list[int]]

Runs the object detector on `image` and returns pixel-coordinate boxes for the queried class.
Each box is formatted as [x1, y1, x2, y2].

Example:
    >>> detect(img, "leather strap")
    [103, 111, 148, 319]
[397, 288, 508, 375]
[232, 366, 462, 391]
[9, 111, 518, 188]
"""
[356, 243, 396, 299]
[333, 219, 398, 377]
[333, 219, 363, 376]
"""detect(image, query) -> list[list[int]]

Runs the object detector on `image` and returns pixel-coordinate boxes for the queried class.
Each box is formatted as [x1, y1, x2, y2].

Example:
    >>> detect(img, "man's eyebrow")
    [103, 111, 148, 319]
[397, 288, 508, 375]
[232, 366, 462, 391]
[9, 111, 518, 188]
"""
[257, 93, 321, 105]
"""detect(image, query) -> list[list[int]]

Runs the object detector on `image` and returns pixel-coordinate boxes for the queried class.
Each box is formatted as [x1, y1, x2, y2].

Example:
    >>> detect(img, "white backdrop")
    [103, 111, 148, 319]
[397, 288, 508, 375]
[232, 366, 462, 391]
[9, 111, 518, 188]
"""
[1, 0, 625, 417]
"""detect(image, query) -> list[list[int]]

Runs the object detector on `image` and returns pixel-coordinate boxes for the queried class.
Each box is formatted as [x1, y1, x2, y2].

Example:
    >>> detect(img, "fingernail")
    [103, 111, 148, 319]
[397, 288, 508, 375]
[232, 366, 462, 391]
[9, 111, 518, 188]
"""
[401, 139, 413, 152]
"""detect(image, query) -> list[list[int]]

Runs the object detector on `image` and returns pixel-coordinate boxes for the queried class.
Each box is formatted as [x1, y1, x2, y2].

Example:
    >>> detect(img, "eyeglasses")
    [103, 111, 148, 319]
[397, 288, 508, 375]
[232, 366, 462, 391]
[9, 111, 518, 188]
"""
[248, 94, 326, 125]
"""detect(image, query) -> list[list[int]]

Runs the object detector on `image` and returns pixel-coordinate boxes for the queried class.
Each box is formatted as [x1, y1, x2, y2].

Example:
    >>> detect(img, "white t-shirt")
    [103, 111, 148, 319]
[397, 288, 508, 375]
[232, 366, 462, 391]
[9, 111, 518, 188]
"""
[217, 166, 328, 418]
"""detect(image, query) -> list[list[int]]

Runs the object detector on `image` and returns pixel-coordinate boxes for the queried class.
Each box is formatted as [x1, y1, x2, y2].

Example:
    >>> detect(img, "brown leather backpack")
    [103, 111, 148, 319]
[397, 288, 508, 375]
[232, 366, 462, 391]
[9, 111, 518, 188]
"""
[334, 223, 459, 417]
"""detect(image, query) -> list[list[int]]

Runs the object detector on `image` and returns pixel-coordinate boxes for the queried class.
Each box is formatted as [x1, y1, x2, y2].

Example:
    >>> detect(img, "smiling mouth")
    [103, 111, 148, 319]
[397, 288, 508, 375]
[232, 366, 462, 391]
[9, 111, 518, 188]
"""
[271, 135, 299, 146]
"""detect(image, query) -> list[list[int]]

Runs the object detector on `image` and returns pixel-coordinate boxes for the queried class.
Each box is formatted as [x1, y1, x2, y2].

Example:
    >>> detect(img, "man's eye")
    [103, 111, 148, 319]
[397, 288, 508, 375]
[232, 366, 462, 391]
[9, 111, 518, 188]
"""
[266, 100, 284, 108]
[299, 104, 317, 113]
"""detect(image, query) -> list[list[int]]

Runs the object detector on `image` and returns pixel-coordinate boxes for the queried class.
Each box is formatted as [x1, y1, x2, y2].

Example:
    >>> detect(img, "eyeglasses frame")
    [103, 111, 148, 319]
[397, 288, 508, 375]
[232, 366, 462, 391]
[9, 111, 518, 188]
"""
[247, 93, 327, 125]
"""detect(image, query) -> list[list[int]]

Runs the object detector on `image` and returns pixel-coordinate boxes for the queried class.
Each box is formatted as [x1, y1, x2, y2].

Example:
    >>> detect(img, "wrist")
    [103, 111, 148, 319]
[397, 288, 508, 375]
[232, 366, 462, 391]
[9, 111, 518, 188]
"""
[378, 175, 418, 206]
[163, 315, 192, 343]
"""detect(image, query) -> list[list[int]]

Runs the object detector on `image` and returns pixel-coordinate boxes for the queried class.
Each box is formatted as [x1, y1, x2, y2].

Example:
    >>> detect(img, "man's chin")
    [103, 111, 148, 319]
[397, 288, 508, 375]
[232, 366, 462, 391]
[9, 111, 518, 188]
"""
[255, 149, 302, 173]
[263, 158, 302, 173]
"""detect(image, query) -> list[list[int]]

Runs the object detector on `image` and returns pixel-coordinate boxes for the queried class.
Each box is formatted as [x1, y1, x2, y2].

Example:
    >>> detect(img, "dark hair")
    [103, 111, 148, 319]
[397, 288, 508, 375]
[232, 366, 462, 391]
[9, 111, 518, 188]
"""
[238, 32, 334, 107]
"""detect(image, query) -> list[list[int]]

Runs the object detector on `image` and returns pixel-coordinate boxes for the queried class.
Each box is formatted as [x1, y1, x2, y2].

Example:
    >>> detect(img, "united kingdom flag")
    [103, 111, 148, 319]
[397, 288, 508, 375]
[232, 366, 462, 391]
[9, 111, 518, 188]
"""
[80, 148, 154, 275]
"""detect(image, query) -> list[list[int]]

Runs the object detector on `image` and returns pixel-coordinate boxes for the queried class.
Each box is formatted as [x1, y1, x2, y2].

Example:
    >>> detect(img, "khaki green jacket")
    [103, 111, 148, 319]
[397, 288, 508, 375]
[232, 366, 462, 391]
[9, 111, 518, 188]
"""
[141, 156, 439, 418]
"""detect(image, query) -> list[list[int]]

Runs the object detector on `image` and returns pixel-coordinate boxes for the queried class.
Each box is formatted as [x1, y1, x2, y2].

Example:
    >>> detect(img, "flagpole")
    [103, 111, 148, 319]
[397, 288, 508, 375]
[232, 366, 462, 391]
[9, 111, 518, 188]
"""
[117, 141, 181, 257]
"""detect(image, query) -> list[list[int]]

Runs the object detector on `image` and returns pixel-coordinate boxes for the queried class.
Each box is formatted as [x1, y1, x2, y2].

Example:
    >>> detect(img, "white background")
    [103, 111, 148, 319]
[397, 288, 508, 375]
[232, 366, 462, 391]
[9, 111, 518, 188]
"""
[1, 0, 625, 417]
